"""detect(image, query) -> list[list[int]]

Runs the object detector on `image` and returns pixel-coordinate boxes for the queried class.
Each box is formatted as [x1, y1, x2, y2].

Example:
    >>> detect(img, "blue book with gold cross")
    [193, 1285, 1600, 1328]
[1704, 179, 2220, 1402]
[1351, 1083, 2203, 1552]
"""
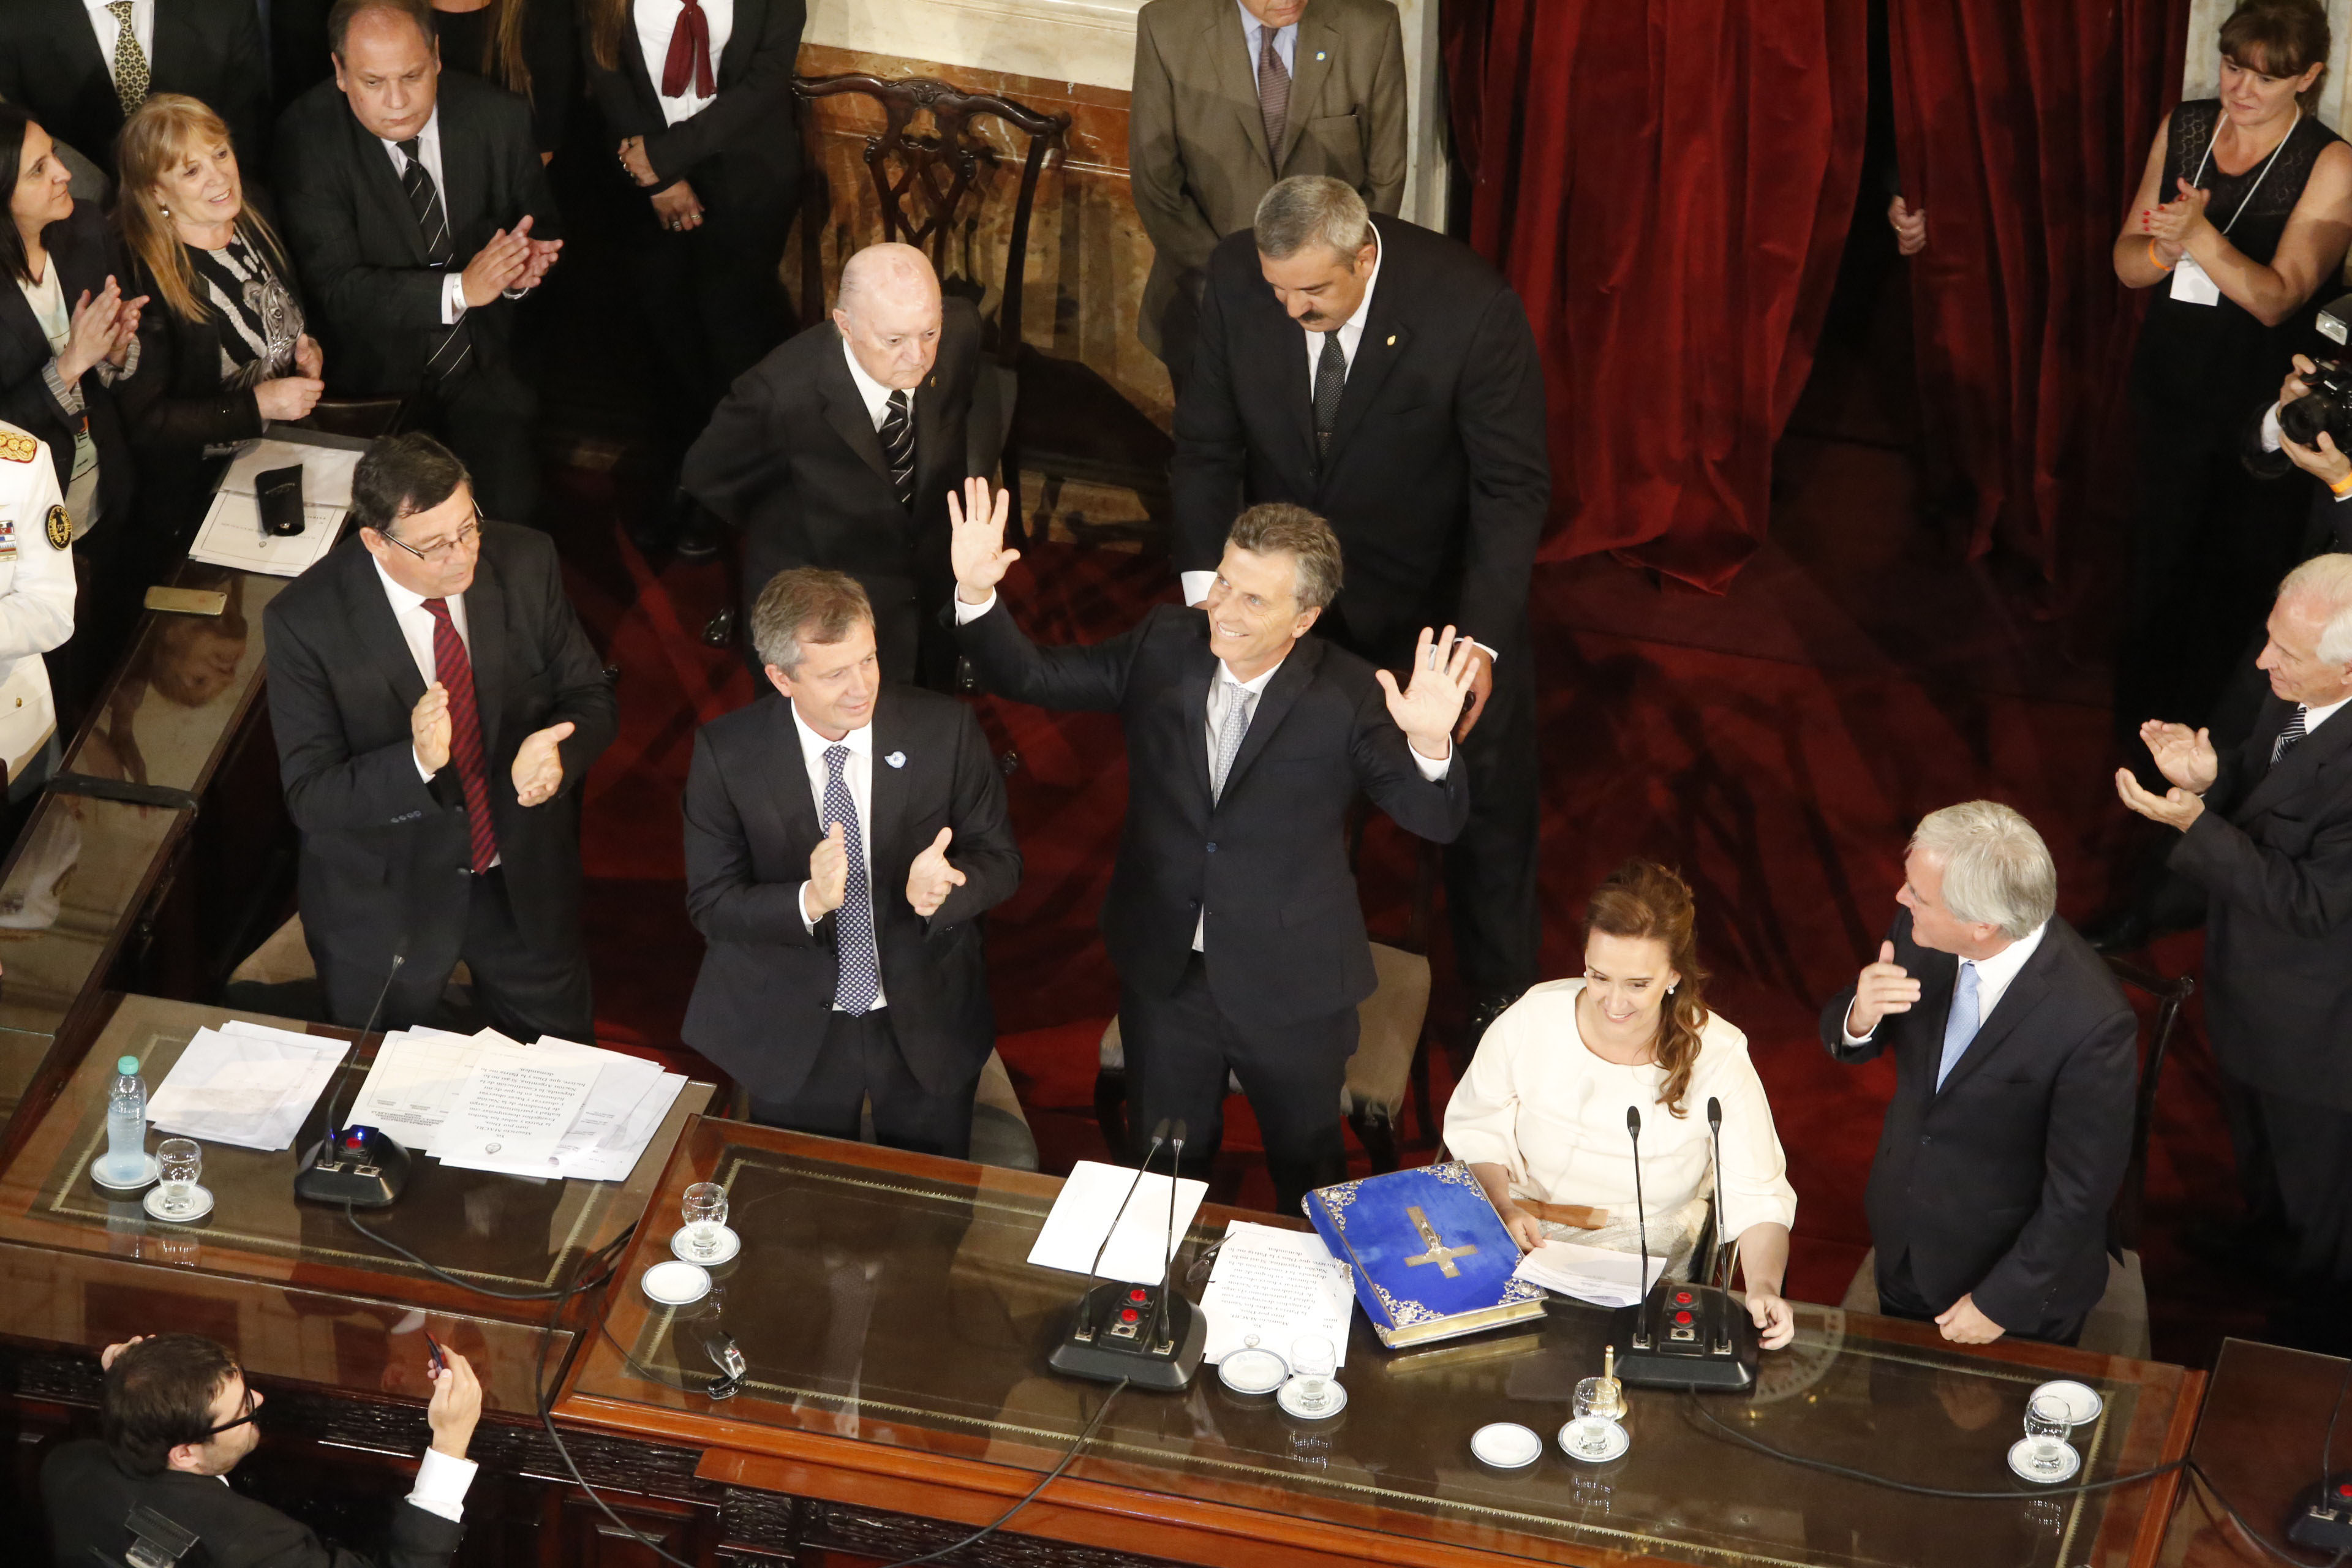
[1303, 1163, 1548, 1348]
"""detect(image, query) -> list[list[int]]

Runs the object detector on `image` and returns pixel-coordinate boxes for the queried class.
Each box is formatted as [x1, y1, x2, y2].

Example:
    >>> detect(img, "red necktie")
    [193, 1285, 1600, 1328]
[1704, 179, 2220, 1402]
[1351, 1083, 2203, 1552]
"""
[423, 598, 498, 875]
[661, 0, 715, 99]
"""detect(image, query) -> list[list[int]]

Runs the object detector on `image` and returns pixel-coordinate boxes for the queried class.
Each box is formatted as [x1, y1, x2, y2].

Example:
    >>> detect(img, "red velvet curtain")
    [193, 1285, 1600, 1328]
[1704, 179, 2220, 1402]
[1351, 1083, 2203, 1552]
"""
[1887, 0, 2190, 579]
[1445, 0, 1868, 589]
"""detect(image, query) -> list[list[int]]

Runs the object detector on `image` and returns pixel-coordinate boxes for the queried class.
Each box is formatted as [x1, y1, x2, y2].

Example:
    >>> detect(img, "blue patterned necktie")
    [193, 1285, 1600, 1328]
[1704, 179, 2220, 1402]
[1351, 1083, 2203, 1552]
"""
[823, 744, 880, 1015]
[1934, 960, 1979, 1090]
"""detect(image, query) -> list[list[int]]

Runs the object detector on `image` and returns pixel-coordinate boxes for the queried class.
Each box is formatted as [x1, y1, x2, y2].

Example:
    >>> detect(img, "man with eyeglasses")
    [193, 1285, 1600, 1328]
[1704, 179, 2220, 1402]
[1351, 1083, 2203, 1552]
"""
[265, 431, 616, 1038]
[42, 1331, 482, 1567]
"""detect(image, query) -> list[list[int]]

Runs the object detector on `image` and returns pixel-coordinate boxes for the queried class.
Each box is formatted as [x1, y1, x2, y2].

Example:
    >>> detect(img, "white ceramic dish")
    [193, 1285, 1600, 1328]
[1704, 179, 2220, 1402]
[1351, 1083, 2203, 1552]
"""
[2007, 1437, 2082, 1483]
[92, 1153, 159, 1192]
[1470, 1422, 1542, 1468]
[1558, 1416, 1629, 1463]
[670, 1225, 741, 1265]
[642, 1259, 712, 1306]
[2030, 1379, 2103, 1425]
[143, 1183, 214, 1223]
[1218, 1346, 1288, 1395]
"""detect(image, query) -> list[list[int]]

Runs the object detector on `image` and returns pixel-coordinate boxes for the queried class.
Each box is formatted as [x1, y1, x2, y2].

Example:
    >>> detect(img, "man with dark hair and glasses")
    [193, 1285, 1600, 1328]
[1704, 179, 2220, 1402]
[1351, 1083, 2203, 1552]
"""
[265, 431, 616, 1038]
[42, 1332, 482, 1567]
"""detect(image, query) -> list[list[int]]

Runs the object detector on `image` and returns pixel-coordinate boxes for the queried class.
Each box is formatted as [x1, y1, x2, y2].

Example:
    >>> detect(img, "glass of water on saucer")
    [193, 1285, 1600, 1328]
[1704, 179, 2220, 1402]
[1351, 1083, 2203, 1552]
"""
[2010, 1392, 2081, 1483]
[672, 1181, 738, 1264]
[1277, 1333, 1347, 1419]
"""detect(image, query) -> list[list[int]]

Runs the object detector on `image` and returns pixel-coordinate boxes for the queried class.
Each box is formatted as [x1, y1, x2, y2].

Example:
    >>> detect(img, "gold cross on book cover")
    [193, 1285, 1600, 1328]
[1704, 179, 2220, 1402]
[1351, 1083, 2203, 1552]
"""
[1403, 1206, 1479, 1277]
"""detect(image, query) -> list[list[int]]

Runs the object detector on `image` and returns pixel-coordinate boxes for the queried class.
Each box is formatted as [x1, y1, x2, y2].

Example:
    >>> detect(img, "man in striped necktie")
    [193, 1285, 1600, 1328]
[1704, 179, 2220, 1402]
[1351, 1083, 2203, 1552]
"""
[2120, 554, 2352, 1348]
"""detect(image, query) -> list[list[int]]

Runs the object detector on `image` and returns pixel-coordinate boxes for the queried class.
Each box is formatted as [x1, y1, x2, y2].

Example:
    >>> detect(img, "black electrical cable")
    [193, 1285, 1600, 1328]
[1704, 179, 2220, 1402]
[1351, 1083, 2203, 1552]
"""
[873, 1381, 1129, 1568]
[1683, 1392, 2189, 1499]
[342, 1200, 631, 1300]
[2186, 1458, 2349, 1568]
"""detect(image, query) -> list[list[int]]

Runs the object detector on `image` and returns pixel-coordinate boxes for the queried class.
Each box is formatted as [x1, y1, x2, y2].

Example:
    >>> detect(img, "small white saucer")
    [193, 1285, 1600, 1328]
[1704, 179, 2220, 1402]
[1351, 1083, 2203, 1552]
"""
[143, 1183, 213, 1223]
[1471, 1422, 1542, 1469]
[1276, 1376, 1348, 1419]
[2008, 1437, 2082, 1483]
[1559, 1416, 1629, 1463]
[2031, 1379, 2104, 1425]
[670, 1225, 741, 1265]
[1218, 1346, 1288, 1395]
[642, 1259, 712, 1306]
[92, 1153, 159, 1192]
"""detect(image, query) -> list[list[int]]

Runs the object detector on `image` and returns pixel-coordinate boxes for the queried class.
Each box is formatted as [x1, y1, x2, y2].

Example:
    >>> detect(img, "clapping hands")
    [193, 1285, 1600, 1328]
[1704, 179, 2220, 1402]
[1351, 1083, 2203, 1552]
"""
[2114, 720, 2215, 832]
[2139, 176, 2211, 258]
[511, 720, 575, 807]
[949, 477, 1021, 604]
[905, 826, 966, 917]
[59, 274, 146, 383]
[1374, 625, 1477, 760]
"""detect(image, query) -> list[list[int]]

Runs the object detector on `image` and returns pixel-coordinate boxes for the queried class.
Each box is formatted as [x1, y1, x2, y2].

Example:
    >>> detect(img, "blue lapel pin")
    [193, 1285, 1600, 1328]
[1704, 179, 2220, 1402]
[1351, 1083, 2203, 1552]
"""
[885, 751, 907, 769]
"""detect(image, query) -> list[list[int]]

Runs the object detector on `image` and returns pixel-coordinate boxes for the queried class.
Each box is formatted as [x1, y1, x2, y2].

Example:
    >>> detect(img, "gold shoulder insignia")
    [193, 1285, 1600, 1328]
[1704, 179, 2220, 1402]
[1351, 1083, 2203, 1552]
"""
[45, 506, 72, 551]
[0, 430, 37, 465]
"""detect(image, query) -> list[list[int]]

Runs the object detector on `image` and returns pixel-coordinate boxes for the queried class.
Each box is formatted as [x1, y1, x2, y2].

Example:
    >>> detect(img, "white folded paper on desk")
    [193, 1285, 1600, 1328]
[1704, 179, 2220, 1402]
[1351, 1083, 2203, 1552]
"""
[1197, 1219, 1355, 1367]
[1511, 1238, 1667, 1308]
[1026, 1159, 1207, 1286]
[345, 1027, 484, 1155]
[146, 1025, 350, 1151]
[432, 1038, 602, 1175]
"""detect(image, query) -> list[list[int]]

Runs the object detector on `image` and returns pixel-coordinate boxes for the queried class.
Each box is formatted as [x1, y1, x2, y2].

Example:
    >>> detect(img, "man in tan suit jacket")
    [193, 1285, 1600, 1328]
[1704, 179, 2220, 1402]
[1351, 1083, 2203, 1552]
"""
[1129, 0, 1406, 383]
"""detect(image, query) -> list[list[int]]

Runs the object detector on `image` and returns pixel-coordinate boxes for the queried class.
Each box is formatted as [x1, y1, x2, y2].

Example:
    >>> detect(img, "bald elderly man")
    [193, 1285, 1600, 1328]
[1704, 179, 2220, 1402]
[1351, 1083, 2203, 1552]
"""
[685, 243, 1003, 688]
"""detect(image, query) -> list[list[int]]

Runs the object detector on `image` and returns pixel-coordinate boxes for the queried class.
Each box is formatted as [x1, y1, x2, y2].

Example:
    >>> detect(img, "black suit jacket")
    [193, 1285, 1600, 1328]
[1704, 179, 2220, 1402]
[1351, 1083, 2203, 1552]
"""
[682, 303, 1000, 665]
[681, 685, 1019, 1101]
[1820, 910, 2136, 1340]
[43, 1438, 462, 1568]
[580, 0, 804, 209]
[273, 73, 560, 396]
[2170, 693, 2352, 1107]
[957, 600, 1468, 1027]
[1171, 214, 1550, 660]
[2240, 396, 2352, 557]
[0, 201, 136, 527]
[0, 0, 267, 171]
[264, 524, 616, 986]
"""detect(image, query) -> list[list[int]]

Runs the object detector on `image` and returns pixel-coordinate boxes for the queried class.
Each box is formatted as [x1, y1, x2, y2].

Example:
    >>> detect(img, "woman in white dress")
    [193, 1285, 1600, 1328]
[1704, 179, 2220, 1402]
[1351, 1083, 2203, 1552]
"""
[1444, 861, 1799, 1349]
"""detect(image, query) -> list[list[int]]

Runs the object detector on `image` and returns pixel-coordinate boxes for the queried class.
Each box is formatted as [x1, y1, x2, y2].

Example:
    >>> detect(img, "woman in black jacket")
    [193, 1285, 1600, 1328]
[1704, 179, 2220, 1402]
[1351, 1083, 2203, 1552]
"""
[115, 94, 324, 532]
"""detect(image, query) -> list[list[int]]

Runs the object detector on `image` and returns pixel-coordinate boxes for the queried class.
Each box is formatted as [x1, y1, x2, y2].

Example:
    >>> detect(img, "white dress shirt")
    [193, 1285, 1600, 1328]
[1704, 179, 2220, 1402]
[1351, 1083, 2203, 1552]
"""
[379, 110, 473, 326]
[372, 557, 497, 872]
[841, 336, 899, 428]
[635, 0, 736, 126]
[2301, 694, 2352, 736]
[1842, 921, 2048, 1046]
[1237, 0, 1297, 88]
[83, 0, 151, 79]
[404, 1447, 478, 1521]
[790, 702, 888, 1008]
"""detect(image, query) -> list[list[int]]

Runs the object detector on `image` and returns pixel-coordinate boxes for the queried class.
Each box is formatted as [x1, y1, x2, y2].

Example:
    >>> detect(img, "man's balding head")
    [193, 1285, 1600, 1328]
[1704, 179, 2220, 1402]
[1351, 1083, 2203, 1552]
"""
[2259, 552, 2352, 707]
[330, 0, 440, 144]
[833, 243, 943, 390]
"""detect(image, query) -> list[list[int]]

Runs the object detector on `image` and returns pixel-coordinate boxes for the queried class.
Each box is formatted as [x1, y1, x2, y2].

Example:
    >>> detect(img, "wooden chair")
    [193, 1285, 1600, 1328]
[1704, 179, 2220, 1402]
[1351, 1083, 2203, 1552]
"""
[791, 72, 1174, 548]
[1838, 954, 2194, 1359]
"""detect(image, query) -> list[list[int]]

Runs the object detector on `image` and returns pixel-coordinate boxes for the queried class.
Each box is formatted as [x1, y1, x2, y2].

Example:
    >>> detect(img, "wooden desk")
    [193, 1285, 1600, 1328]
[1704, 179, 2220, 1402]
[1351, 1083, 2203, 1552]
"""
[556, 1121, 2205, 1568]
[2159, 1338, 2350, 1566]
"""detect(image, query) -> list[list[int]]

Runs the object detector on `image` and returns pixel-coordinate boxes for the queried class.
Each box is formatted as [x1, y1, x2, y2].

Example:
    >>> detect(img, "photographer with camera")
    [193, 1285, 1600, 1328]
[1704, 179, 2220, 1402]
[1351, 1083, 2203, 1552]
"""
[2248, 347, 2352, 557]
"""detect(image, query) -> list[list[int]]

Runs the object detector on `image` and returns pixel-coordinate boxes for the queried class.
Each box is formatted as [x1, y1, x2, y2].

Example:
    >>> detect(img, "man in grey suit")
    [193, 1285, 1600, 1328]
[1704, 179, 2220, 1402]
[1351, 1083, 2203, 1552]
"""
[1129, 0, 1406, 385]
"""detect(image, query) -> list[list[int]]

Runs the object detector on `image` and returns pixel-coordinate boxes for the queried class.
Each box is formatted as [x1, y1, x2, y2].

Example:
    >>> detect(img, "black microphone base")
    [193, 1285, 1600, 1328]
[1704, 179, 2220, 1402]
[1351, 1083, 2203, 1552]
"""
[1050, 1281, 1205, 1391]
[293, 1127, 410, 1208]
[1610, 1281, 1758, 1392]
[2288, 1473, 2352, 1553]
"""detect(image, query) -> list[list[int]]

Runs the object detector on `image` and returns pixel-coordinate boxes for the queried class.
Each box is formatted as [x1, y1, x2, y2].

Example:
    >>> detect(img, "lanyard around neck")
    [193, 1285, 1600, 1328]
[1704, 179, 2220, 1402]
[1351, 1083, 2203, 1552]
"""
[2192, 105, 2299, 236]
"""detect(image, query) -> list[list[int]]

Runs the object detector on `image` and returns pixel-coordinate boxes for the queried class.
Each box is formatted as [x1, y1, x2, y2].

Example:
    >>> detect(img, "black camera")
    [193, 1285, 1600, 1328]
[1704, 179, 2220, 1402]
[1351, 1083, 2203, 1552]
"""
[2279, 357, 2352, 450]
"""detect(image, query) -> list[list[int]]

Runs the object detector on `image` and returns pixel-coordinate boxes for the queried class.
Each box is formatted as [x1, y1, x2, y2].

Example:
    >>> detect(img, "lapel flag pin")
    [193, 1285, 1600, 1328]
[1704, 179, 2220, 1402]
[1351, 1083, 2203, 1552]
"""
[1387, 334, 1396, 346]
[886, 751, 907, 769]
[1316, 51, 1327, 60]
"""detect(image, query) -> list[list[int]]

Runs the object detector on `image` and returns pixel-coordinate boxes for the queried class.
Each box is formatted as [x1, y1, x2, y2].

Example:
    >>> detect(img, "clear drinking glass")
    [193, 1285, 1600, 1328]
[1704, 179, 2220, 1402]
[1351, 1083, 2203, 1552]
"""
[155, 1139, 203, 1218]
[1567, 1415, 1624, 1459]
[1574, 1375, 1625, 1420]
[2022, 1392, 2076, 1476]
[1285, 1334, 1340, 1415]
[681, 1182, 729, 1260]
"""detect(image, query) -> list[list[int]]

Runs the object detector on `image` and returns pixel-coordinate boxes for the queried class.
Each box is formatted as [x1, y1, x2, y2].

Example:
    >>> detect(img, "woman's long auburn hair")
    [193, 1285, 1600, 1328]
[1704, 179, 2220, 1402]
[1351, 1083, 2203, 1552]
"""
[115, 96, 288, 325]
[1585, 861, 1711, 1118]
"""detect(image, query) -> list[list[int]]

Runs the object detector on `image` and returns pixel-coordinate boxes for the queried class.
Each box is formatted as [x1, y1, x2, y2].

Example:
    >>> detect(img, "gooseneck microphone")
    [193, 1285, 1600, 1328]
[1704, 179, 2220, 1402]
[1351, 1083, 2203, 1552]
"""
[1610, 1093, 1760, 1391]
[1626, 1104, 1651, 1340]
[294, 953, 412, 1207]
[1085, 1118, 1170, 1283]
[1049, 1117, 1205, 1390]
[1148, 1121, 1188, 1354]
[1706, 1098, 1740, 1303]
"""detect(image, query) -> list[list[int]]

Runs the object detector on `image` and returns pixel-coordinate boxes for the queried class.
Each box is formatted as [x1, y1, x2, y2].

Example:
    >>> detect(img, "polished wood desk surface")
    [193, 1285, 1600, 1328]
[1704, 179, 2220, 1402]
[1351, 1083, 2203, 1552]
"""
[556, 1121, 2203, 1568]
[0, 993, 711, 1414]
[2159, 1337, 2349, 1566]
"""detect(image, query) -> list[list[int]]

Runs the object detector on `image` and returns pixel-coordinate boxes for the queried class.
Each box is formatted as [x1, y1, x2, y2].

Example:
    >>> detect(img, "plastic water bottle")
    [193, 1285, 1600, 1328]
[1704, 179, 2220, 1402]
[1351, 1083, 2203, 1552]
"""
[99, 1057, 148, 1185]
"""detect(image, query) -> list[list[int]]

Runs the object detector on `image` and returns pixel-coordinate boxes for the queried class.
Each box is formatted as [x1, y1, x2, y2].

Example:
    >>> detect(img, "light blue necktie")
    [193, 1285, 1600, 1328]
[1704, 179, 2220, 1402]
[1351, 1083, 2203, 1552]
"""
[1935, 960, 1979, 1090]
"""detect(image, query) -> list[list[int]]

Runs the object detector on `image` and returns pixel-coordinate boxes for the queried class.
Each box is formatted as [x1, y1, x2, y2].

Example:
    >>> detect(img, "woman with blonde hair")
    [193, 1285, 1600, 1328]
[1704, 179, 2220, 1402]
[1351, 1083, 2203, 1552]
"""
[113, 95, 323, 519]
[1445, 861, 1800, 1349]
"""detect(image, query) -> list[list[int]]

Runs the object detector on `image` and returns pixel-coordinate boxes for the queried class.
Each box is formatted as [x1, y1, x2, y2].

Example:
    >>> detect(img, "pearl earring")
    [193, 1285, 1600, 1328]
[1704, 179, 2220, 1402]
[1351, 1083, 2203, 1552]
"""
[159, 205, 170, 216]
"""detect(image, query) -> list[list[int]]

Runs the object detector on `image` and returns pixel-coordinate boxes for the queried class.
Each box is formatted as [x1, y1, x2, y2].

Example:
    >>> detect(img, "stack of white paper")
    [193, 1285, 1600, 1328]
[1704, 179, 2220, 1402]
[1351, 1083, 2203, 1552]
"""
[346, 1027, 684, 1183]
[1510, 1239, 1666, 1308]
[1197, 1219, 1357, 1366]
[146, 1021, 351, 1151]
[187, 439, 362, 577]
[1025, 1159, 1208, 1284]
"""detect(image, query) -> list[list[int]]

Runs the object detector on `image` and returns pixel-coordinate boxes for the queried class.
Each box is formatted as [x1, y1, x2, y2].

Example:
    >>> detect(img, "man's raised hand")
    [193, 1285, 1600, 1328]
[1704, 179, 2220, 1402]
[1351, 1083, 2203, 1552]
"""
[2138, 720, 2218, 794]
[948, 476, 1019, 604]
[511, 720, 575, 807]
[1374, 625, 1476, 761]
[1844, 940, 1919, 1038]
[905, 826, 967, 918]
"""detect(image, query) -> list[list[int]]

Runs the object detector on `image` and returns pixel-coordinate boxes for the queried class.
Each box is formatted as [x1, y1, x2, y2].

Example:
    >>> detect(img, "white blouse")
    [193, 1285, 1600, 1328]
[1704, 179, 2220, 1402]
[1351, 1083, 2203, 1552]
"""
[1443, 979, 1798, 1259]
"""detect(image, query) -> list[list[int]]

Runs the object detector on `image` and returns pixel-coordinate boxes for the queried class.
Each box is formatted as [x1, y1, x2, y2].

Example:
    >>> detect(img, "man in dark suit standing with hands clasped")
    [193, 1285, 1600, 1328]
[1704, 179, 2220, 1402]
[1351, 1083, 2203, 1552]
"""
[1172, 173, 1549, 1041]
[1823, 802, 2136, 1347]
[266, 434, 615, 1041]
[2117, 553, 2352, 1344]
[950, 476, 1472, 1212]
[682, 568, 1021, 1156]
[685, 243, 999, 681]
[276, 0, 563, 525]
